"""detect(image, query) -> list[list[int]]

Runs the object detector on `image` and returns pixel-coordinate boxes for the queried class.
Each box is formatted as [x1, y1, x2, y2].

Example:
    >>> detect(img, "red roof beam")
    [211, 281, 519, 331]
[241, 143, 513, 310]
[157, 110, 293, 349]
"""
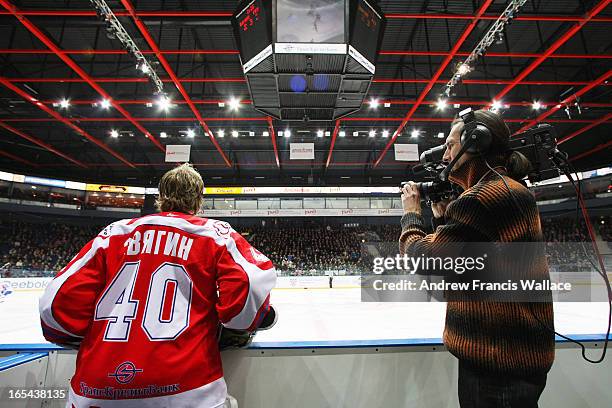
[0, 0, 165, 153]
[513, 69, 612, 134]
[266, 117, 280, 169]
[325, 120, 342, 169]
[119, 0, 231, 166]
[0, 77, 134, 167]
[489, 0, 612, 104]
[0, 149, 39, 167]
[558, 112, 612, 145]
[0, 10, 611, 22]
[0, 121, 88, 168]
[2, 48, 611, 60]
[373, 0, 495, 168]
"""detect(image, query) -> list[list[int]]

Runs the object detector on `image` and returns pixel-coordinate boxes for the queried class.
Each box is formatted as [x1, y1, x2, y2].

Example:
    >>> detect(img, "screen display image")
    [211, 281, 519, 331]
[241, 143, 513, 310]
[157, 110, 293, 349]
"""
[277, 0, 345, 43]
[236, 0, 271, 62]
[351, 0, 382, 62]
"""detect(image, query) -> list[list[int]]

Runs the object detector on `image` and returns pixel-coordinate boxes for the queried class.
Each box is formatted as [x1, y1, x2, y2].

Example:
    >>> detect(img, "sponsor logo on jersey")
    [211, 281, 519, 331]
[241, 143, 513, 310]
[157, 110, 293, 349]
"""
[108, 361, 143, 384]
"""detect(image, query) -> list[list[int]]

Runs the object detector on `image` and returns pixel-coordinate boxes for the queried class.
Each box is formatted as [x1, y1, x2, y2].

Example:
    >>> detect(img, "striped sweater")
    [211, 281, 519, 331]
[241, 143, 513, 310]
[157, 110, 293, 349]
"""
[399, 156, 555, 377]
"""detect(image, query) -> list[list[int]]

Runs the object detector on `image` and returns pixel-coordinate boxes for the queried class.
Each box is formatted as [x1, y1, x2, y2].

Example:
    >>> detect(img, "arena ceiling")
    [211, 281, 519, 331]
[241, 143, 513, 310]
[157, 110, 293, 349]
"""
[0, 0, 610, 187]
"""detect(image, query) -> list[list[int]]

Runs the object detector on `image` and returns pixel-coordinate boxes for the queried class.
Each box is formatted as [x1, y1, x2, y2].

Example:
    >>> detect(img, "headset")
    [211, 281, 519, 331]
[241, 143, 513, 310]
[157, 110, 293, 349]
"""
[439, 108, 493, 181]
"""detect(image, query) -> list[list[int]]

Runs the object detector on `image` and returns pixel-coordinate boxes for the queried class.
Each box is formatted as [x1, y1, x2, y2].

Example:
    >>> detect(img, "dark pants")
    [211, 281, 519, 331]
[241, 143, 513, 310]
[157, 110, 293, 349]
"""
[458, 361, 547, 408]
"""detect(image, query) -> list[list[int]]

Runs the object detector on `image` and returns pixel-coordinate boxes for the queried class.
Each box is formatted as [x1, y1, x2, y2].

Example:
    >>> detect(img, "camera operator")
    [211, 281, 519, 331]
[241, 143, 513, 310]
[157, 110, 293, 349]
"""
[400, 109, 554, 408]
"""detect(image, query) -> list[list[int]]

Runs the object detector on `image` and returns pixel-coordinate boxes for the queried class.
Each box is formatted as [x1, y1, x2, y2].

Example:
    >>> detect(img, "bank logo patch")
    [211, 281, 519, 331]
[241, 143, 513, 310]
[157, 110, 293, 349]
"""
[108, 361, 143, 384]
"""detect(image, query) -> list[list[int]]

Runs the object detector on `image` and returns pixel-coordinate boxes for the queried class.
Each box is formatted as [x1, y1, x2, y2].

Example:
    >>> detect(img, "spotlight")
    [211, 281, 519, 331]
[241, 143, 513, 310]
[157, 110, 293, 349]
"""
[156, 95, 172, 112]
[368, 98, 380, 109]
[138, 62, 150, 74]
[491, 100, 502, 112]
[353, 131, 359, 137]
[382, 130, 389, 138]
[160, 131, 168, 138]
[186, 129, 195, 138]
[532, 101, 543, 110]
[59, 99, 70, 109]
[284, 129, 291, 138]
[99, 99, 111, 109]
[457, 63, 471, 76]
[436, 98, 447, 111]
[228, 98, 240, 111]
[110, 129, 119, 138]
[262, 131, 269, 137]
[411, 129, 420, 138]
[317, 130, 324, 138]
[249, 131, 255, 137]
[437, 132, 445, 139]
[339, 130, 346, 137]
[369, 130, 376, 138]
[231, 130, 239, 138]
[217, 130, 225, 138]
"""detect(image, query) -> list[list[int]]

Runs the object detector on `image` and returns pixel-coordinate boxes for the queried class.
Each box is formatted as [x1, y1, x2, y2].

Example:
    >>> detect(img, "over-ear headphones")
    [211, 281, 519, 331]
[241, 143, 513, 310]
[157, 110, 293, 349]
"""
[459, 108, 492, 154]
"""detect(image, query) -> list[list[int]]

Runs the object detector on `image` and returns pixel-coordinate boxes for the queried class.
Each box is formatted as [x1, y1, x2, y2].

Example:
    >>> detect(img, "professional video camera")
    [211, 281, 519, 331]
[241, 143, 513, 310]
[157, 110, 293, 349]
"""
[402, 111, 568, 203]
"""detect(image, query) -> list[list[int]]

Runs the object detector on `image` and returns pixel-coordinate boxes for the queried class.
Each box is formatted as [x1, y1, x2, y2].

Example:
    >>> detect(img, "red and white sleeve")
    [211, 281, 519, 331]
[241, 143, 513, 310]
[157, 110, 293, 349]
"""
[215, 229, 276, 332]
[39, 233, 108, 345]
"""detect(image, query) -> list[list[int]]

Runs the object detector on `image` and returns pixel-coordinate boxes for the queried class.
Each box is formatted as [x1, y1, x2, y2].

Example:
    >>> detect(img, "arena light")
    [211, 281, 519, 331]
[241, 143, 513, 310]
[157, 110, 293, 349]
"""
[186, 129, 195, 138]
[160, 131, 168, 138]
[99, 99, 112, 109]
[339, 130, 346, 137]
[262, 131, 269, 137]
[411, 129, 420, 138]
[156, 95, 172, 112]
[59, 98, 70, 109]
[491, 100, 503, 112]
[218, 130, 225, 138]
[532, 101, 543, 110]
[353, 131, 359, 137]
[110, 129, 119, 138]
[457, 63, 471, 76]
[436, 98, 448, 111]
[369, 130, 376, 138]
[317, 130, 324, 138]
[368, 98, 380, 110]
[228, 98, 241, 111]
[437, 132, 445, 139]
[284, 129, 291, 138]
[231, 130, 239, 138]
[137, 61, 150, 74]
[382, 130, 389, 138]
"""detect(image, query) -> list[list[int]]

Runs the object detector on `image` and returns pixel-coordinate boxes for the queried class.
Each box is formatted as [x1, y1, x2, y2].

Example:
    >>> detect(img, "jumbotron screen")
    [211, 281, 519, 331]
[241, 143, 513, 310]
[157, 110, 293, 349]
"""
[235, 0, 271, 63]
[351, 0, 383, 62]
[277, 0, 345, 43]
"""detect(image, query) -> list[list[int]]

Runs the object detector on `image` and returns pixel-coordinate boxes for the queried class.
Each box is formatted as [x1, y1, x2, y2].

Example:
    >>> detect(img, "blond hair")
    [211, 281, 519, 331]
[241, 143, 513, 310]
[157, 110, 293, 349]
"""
[155, 163, 204, 214]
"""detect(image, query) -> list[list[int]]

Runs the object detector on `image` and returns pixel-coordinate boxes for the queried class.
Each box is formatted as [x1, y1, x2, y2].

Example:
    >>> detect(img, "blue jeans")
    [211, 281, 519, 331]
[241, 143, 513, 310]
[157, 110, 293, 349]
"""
[458, 361, 547, 408]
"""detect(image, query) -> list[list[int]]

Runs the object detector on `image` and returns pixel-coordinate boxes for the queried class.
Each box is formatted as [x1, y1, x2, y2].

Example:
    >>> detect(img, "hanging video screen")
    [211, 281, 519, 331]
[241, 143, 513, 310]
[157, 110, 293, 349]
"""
[351, 0, 382, 62]
[277, 0, 345, 43]
[235, 0, 271, 62]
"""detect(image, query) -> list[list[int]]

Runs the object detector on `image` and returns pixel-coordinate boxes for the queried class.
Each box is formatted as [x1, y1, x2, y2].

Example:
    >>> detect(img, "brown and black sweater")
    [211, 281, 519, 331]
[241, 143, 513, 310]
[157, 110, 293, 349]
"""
[399, 156, 555, 377]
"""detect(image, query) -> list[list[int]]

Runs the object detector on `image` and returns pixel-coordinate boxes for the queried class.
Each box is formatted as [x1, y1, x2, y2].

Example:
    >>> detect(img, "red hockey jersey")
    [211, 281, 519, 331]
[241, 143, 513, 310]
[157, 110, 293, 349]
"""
[39, 212, 277, 408]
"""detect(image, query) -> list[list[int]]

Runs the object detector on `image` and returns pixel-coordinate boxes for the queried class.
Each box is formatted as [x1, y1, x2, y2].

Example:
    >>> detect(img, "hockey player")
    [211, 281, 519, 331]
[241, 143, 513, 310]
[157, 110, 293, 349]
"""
[39, 163, 277, 408]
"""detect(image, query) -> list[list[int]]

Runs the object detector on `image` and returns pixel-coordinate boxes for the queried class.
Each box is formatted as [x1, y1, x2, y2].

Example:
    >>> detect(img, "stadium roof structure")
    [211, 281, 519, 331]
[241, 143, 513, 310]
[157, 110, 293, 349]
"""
[0, 0, 610, 187]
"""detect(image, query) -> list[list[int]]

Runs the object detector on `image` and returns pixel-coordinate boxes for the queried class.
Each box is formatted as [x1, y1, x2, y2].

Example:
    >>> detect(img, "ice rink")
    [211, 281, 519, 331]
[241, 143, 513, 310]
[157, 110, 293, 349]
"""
[1, 279, 609, 347]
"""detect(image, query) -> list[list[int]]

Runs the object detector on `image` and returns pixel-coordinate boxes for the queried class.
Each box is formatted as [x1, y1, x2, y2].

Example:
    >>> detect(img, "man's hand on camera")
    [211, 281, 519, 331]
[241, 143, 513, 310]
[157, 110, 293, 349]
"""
[431, 199, 451, 219]
[401, 182, 421, 215]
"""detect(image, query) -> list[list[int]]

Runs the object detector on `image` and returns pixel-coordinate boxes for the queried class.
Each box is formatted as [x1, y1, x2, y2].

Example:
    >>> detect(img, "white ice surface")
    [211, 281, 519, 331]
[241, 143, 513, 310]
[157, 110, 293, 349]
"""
[0, 287, 609, 346]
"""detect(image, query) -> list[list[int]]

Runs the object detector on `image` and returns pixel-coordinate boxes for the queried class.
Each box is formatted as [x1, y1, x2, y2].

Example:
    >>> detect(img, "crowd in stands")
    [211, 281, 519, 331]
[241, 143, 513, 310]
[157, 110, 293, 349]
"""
[0, 216, 610, 278]
[0, 221, 101, 277]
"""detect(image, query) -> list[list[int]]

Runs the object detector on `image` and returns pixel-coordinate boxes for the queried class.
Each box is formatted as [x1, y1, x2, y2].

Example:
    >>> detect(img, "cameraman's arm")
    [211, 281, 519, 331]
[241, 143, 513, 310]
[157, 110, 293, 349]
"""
[399, 194, 491, 274]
